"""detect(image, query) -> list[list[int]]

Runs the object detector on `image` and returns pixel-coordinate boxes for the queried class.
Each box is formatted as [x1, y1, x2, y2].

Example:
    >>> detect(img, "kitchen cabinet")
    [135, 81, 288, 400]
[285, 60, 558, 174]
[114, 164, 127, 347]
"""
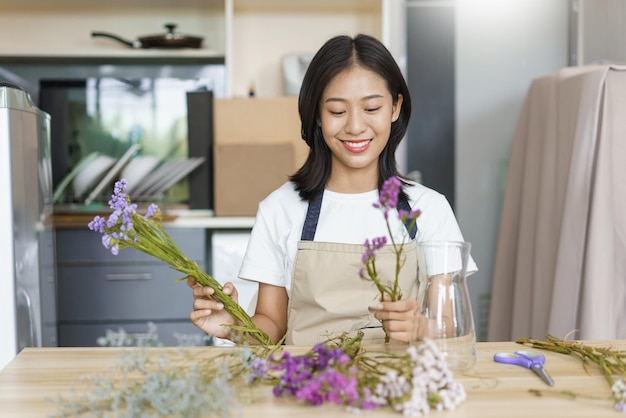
[53, 216, 256, 347]
[0, 0, 397, 97]
[55, 227, 211, 347]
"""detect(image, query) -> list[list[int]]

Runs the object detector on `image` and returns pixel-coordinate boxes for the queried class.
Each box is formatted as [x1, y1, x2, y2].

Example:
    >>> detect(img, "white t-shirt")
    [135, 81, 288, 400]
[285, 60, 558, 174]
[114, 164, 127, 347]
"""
[238, 181, 477, 296]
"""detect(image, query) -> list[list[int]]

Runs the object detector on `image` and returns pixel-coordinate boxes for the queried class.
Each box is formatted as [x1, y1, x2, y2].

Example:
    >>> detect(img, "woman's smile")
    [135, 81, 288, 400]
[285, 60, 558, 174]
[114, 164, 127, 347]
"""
[341, 139, 372, 153]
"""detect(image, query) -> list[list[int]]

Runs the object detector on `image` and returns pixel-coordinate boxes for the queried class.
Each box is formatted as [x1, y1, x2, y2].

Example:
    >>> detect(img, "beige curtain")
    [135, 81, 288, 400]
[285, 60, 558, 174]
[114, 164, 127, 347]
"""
[488, 65, 626, 341]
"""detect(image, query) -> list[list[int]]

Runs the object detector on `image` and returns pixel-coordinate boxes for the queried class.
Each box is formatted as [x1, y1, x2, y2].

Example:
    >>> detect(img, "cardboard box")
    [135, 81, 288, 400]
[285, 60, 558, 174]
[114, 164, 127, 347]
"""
[213, 97, 309, 216]
[213, 143, 294, 216]
[214, 97, 309, 170]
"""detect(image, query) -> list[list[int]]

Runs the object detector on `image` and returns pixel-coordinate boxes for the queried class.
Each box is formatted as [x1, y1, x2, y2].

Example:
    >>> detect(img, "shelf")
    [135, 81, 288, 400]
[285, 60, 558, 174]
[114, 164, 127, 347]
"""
[52, 212, 254, 230]
[233, 0, 381, 13]
[0, 52, 225, 65]
[163, 215, 255, 230]
[0, 1, 226, 59]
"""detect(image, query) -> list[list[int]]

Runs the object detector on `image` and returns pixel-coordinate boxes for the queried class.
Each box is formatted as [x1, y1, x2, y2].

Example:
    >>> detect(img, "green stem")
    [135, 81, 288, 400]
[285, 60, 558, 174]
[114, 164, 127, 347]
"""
[107, 214, 274, 346]
[516, 334, 626, 404]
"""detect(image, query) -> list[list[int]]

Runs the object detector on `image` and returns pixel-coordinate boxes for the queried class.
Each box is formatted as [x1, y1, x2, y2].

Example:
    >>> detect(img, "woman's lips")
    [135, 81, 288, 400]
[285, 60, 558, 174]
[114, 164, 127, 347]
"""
[341, 139, 371, 153]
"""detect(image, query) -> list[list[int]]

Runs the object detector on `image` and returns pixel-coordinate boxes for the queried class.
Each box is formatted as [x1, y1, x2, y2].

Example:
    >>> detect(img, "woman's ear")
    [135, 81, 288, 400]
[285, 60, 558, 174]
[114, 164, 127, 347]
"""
[391, 93, 403, 122]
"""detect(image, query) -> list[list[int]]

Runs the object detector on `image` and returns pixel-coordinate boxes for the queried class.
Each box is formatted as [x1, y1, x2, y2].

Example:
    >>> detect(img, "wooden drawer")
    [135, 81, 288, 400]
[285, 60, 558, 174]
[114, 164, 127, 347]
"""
[57, 263, 203, 321]
[58, 320, 211, 347]
[55, 228, 206, 264]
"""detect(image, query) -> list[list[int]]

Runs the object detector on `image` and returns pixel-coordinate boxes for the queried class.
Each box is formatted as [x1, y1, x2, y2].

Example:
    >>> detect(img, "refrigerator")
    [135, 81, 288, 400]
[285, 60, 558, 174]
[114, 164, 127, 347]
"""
[0, 83, 55, 370]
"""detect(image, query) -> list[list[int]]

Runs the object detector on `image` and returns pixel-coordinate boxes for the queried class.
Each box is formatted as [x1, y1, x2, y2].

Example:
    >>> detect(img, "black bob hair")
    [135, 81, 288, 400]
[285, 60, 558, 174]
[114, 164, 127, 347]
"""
[289, 33, 412, 201]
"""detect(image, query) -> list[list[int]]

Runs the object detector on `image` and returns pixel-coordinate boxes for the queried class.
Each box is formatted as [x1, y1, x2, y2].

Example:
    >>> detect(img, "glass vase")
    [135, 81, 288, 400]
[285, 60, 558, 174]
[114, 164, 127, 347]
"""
[415, 241, 476, 372]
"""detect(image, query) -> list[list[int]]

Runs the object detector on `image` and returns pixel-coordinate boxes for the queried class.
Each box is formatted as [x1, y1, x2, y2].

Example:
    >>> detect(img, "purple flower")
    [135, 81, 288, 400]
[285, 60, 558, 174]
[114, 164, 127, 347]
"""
[88, 216, 105, 233]
[246, 357, 269, 383]
[378, 176, 401, 209]
[102, 234, 112, 249]
[106, 211, 120, 228]
[145, 203, 159, 220]
[615, 400, 626, 413]
[358, 267, 366, 279]
[270, 344, 362, 407]
[398, 208, 422, 224]
[360, 387, 384, 410]
[89, 179, 139, 255]
[362, 237, 387, 262]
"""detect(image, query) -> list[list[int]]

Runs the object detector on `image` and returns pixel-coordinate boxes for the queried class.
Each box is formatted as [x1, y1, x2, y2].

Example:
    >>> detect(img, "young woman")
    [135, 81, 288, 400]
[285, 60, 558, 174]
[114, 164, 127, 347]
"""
[188, 34, 476, 345]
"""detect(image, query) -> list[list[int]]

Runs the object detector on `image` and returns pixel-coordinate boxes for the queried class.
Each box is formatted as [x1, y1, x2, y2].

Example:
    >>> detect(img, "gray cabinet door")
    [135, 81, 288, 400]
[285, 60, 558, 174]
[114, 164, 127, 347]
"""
[57, 262, 202, 321]
[56, 228, 209, 346]
[55, 228, 206, 263]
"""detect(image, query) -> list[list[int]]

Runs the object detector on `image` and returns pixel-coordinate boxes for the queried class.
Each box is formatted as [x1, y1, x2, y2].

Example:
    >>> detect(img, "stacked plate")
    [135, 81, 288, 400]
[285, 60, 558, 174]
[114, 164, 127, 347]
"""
[128, 157, 205, 200]
[53, 144, 206, 205]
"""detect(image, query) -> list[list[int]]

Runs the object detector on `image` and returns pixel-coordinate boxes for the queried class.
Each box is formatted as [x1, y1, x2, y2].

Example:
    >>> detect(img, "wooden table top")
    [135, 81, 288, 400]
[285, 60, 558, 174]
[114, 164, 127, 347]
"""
[0, 340, 620, 417]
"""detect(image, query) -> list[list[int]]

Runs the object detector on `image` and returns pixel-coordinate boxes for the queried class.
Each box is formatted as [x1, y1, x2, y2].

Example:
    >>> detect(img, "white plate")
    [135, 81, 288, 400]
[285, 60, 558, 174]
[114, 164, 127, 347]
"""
[84, 144, 141, 205]
[72, 154, 116, 199]
[120, 155, 161, 194]
[130, 157, 205, 199]
[147, 157, 205, 196]
[129, 160, 180, 199]
[137, 159, 192, 198]
[53, 152, 99, 203]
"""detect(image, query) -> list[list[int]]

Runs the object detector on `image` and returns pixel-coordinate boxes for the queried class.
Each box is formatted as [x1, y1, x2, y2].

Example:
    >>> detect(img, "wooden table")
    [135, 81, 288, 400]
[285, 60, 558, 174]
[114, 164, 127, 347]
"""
[0, 341, 619, 417]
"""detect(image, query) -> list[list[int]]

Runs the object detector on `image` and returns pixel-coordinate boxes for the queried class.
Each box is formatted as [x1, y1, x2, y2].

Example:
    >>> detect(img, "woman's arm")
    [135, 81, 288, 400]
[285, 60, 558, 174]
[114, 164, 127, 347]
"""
[251, 282, 289, 344]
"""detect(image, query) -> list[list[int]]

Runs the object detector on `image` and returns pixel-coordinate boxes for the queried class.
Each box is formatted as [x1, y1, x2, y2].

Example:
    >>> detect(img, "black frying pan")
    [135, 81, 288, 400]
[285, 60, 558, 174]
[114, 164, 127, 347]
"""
[91, 23, 203, 49]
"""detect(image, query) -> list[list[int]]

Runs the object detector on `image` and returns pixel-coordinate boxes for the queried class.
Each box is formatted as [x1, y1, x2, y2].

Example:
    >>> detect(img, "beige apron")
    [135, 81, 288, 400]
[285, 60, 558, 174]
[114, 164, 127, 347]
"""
[285, 192, 418, 345]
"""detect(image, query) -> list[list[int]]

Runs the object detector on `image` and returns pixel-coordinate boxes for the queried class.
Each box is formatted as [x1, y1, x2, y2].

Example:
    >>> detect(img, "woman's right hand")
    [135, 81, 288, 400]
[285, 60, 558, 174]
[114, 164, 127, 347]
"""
[187, 277, 239, 340]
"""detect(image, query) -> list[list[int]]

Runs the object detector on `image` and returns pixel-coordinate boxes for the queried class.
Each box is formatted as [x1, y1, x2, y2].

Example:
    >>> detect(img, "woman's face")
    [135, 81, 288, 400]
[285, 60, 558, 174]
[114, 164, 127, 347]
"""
[319, 65, 402, 181]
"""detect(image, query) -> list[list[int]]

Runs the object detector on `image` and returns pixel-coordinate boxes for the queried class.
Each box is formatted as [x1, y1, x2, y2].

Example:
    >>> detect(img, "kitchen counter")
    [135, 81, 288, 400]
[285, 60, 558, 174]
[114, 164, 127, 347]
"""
[0, 340, 619, 417]
[52, 211, 255, 230]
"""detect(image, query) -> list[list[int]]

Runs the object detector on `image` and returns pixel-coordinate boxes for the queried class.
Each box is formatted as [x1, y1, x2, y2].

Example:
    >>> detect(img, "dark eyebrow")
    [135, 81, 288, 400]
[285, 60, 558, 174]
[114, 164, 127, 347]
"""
[324, 94, 385, 103]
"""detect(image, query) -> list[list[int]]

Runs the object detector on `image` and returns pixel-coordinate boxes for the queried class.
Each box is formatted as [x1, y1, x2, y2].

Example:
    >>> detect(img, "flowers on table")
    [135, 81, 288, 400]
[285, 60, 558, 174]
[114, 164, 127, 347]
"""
[249, 332, 465, 416]
[52, 332, 465, 417]
[87, 179, 273, 346]
[359, 176, 421, 342]
[269, 343, 360, 407]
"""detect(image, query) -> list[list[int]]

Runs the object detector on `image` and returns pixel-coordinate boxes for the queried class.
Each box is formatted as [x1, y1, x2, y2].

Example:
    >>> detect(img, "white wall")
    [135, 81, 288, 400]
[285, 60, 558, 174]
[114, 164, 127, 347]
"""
[455, 0, 569, 340]
[578, 0, 626, 64]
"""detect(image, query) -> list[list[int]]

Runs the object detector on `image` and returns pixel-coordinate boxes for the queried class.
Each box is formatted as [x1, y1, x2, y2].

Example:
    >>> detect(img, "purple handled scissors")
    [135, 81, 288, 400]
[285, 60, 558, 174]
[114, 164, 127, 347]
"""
[493, 350, 555, 386]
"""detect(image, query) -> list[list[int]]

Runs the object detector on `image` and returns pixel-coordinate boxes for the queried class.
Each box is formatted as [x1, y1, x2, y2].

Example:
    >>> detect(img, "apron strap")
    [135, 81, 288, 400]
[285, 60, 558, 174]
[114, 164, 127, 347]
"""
[397, 196, 418, 240]
[301, 192, 323, 241]
[301, 191, 418, 241]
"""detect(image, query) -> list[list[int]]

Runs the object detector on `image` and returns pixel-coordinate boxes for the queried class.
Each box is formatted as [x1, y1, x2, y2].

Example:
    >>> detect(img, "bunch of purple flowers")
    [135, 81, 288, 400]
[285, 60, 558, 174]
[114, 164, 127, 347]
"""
[268, 343, 362, 407]
[88, 179, 273, 346]
[360, 176, 422, 341]
[245, 332, 465, 416]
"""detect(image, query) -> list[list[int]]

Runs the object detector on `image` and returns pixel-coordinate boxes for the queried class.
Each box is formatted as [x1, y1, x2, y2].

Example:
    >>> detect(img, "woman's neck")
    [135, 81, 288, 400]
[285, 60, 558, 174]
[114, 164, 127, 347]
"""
[326, 167, 378, 194]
